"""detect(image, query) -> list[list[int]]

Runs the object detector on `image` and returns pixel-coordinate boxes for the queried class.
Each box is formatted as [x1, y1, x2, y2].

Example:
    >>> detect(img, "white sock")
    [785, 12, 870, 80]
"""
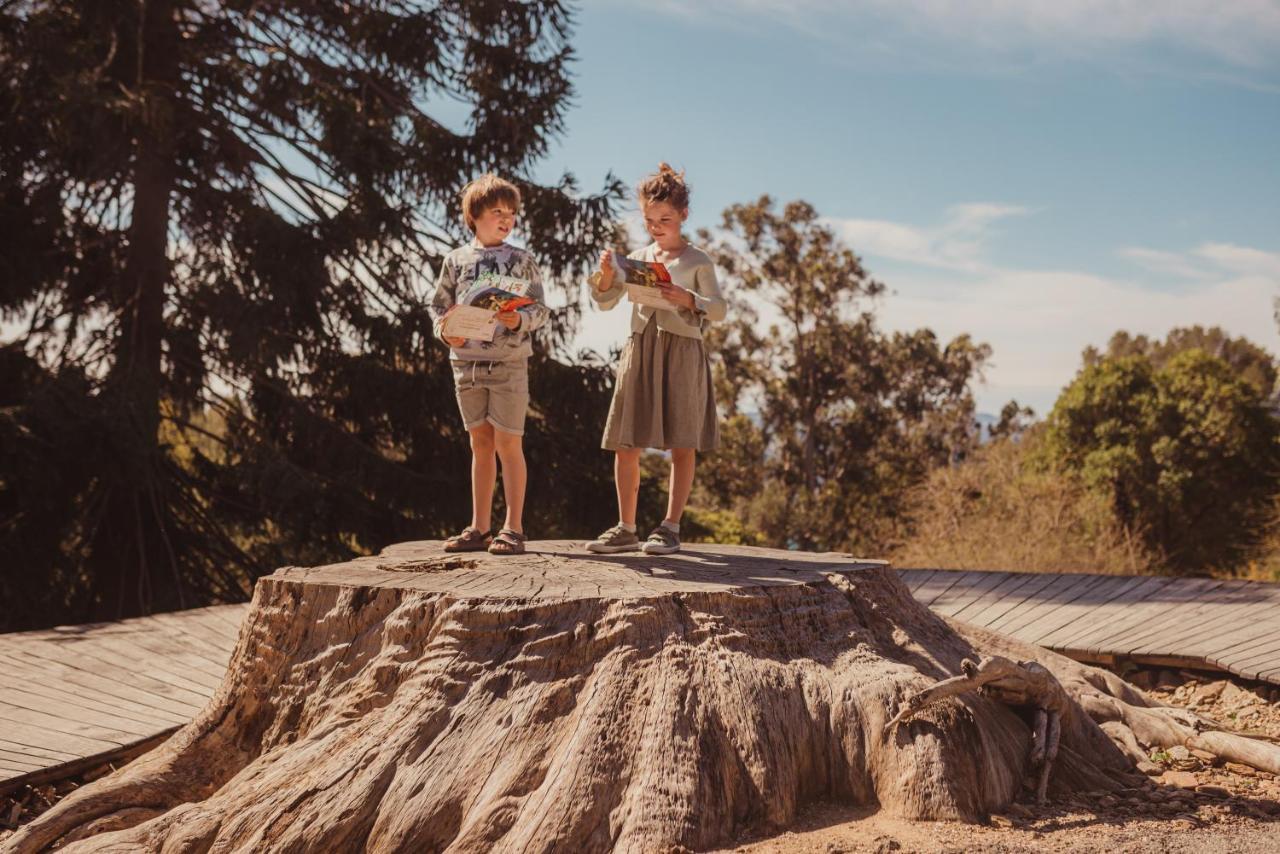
[619, 521, 637, 533]
[660, 520, 680, 534]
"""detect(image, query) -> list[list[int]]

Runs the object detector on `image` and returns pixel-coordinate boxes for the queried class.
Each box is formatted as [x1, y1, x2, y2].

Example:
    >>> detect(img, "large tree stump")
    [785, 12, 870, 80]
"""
[7, 542, 1140, 853]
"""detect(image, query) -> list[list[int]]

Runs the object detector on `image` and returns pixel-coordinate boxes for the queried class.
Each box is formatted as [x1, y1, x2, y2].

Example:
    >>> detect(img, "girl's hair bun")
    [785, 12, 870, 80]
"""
[638, 163, 690, 210]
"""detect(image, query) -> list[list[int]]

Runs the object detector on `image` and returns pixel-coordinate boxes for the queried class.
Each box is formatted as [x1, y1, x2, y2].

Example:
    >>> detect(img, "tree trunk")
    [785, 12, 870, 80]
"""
[91, 0, 182, 621]
[6, 543, 1143, 853]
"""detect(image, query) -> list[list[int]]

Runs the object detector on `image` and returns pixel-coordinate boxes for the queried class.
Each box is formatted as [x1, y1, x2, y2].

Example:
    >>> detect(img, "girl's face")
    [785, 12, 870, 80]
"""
[473, 203, 516, 246]
[642, 200, 688, 248]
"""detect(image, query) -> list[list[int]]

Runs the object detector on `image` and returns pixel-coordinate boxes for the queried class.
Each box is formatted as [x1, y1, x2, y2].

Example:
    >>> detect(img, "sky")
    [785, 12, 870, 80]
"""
[533, 0, 1280, 416]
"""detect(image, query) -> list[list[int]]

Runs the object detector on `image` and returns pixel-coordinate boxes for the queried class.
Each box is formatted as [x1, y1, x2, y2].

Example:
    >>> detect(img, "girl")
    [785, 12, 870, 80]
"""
[586, 164, 726, 555]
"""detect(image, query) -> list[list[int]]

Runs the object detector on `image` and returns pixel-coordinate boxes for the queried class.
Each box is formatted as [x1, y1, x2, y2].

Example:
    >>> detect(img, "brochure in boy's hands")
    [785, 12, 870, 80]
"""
[468, 277, 535, 313]
[443, 277, 535, 342]
[614, 255, 673, 307]
[441, 305, 499, 341]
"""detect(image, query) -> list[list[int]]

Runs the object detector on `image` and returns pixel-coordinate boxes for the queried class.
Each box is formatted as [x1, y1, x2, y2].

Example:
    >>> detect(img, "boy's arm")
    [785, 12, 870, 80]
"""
[515, 255, 550, 332]
[428, 255, 458, 343]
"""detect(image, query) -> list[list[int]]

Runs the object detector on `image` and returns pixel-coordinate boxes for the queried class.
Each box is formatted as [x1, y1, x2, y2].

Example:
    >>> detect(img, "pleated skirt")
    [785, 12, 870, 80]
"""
[601, 317, 719, 452]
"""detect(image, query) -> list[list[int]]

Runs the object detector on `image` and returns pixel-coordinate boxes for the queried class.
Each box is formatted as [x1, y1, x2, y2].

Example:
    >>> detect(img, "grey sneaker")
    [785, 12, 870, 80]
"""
[586, 524, 641, 553]
[641, 525, 680, 555]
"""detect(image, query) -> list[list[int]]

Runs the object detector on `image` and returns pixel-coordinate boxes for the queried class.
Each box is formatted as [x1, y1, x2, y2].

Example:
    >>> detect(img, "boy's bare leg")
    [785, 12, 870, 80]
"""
[493, 428, 526, 534]
[615, 448, 642, 526]
[468, 423, 496, 531]
[664, 448, 696, 525]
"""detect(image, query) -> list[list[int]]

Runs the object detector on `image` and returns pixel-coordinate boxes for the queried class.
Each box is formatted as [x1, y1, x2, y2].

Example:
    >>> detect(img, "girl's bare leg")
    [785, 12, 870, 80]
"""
[664, 448, 696, 525]
[615, 448, 642, 526]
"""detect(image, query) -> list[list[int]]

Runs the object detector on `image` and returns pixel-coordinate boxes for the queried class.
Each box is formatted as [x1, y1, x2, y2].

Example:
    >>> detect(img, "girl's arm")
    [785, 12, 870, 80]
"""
[588, 249, 625, 311]
[675, 261, 727, 329]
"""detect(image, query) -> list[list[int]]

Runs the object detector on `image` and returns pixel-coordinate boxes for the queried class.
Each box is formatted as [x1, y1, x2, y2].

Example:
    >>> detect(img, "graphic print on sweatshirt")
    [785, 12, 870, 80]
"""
[430, 242, 548, 360]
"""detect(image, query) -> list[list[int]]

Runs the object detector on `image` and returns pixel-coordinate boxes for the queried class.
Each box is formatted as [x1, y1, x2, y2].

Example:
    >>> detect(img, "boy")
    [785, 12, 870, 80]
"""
[430, 174, 547, 555]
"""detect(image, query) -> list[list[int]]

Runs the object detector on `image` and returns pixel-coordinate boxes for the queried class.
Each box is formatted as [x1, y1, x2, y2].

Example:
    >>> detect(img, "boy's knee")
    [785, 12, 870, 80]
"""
[493, 429, 523, 454]
[469, 424, 496, 452]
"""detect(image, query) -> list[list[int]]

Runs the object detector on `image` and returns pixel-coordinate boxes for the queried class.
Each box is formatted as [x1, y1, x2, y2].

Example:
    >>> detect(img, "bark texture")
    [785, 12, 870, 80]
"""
[7, 542, 1144, 853]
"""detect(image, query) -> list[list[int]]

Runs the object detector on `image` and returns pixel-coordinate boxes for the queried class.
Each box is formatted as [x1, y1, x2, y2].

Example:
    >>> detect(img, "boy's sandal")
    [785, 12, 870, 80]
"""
[488, 528, 527, 556]
[444, 527, 492, 553]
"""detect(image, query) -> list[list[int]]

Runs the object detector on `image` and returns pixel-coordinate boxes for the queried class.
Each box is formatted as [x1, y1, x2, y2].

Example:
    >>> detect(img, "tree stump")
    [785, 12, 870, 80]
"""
[7, 542, 1139, 853]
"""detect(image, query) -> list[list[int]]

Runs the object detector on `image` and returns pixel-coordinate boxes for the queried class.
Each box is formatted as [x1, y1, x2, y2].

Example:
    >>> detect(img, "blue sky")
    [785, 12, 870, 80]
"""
[535, 0, 1280, 415]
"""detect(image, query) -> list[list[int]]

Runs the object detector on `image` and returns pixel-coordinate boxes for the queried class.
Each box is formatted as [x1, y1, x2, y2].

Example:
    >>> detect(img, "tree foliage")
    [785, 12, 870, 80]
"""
[1044, 348, 1280, 572]
[0, 0, 621, 629]
[696, 197, 991, 553]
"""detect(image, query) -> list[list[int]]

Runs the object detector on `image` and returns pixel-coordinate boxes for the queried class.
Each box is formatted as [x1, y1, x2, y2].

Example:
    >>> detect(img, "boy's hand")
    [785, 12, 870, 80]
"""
[496, 310, 521, 331]
[596, 249, 614, 290]
[444, 335, 467, 347]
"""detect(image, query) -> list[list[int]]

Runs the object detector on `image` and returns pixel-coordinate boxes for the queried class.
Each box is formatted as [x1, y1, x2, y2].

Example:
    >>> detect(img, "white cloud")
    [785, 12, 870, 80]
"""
[827, 203, 1030, 273]
[873, 238, 1280, 414]
[1118, 247, 1213, 280]
[640, 0, 1280, 78]
[571, 195, 1280, 416]
[1194, 242, 1280, 277]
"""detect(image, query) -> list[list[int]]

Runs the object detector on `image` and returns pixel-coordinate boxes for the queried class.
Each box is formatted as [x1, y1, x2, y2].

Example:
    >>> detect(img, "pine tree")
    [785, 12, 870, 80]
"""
[0, 1, 621, 629]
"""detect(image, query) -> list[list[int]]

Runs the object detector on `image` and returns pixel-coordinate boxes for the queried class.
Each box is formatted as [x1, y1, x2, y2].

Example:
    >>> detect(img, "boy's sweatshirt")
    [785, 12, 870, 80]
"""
[429, 240, 548, 362]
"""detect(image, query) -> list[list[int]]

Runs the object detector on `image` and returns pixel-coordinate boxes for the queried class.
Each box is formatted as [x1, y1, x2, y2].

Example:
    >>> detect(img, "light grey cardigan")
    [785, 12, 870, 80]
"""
[588, 243, 727, 338]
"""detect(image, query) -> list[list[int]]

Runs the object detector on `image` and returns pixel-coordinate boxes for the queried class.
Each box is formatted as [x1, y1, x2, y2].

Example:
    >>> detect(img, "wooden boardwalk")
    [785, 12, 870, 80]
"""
[2, 566, 1279, 794]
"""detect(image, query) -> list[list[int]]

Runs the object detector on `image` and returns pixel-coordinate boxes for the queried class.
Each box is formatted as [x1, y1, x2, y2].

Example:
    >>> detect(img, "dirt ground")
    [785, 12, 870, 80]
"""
[4, 668, 1278, 852]
[719, 667, 1280, 854]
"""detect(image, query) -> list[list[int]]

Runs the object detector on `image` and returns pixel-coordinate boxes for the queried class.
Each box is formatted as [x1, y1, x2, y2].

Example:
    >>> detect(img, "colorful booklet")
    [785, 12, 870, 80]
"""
[615, 256, 673, 307]
[443, 277, 535, 341]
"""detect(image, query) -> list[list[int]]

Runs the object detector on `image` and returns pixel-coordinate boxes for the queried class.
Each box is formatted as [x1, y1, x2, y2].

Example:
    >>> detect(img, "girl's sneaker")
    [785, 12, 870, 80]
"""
[641, 525, 680, 555]
[587, 524, 641, 553]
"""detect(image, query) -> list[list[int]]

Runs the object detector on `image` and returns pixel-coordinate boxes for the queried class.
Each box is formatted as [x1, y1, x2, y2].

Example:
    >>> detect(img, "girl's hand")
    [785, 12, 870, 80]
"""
[496, 310, 521, 331]
[596, 249, 614, 290]
[659, 282, 695, 310]
[444, 335, 467, 347]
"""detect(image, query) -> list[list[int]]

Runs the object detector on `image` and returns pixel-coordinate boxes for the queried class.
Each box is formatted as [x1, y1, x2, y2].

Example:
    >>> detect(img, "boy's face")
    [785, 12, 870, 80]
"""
[473, 203, 516, 246]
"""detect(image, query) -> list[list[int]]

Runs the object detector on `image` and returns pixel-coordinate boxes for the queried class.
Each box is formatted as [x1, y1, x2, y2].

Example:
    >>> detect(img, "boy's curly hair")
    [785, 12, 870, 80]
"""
[461, 173, 521, 232]
[637, 162, 690, 210]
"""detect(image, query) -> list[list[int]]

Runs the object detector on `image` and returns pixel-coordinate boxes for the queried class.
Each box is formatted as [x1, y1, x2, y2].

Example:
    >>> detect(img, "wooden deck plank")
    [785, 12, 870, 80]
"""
[0, 739, 78, 763]
[996, 573, 1118, 641]
[896, 569, 938, 595]
[0, 635, 222, 700]
[1048, 575, 1175, 652]
[0, 718, 122, 756]
[139, 611, 242, 660]
[0, 652, 199, 723]
[1146, 594, 1280, 661]
[1020, 575, 1149, 646]
[1031, 575, 1154, 649]
[3, 645, 209, 716]
[932, 572, 1015, 618]
[956, 572, 1063, 629]
[1116, 580, 1267, 655]
[949, 572, 1040, 623]
[0, 656, 194, 726]
[985, 573, 1102, 635]
[0, 687, 169, 740]
[0, 704, 141, 747]
[0, 752, 46, 771]
[1079, 577, 1223, 657]
[914, 570, 973, 607]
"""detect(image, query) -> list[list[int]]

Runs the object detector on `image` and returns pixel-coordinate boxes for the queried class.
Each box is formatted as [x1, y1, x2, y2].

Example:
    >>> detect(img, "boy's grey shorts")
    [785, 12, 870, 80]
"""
[450, 358, 529, 436]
